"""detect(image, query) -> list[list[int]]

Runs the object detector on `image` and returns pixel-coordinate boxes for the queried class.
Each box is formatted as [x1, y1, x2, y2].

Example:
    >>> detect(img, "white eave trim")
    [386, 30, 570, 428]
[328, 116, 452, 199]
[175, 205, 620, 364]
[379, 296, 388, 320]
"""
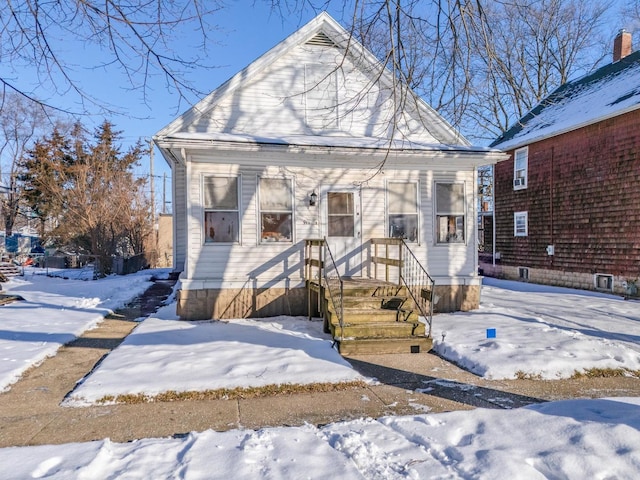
[154, 137, 506, 168]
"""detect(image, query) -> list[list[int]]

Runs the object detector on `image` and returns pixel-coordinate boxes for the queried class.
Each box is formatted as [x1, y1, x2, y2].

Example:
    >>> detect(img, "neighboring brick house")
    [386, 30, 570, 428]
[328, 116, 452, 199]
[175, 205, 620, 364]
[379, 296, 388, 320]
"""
[486, 30, 640, 297]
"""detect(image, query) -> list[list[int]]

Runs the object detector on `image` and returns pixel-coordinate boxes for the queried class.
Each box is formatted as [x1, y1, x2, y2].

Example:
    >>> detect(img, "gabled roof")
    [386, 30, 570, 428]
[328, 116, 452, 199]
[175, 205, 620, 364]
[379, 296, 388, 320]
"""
[155, 12, 472, 150]
[491, 49, 640, 151]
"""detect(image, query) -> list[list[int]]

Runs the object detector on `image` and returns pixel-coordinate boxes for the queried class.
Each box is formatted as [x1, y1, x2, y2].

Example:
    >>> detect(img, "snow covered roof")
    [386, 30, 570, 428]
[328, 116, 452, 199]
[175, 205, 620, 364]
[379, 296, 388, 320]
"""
[491, 49, 640, 151]
[161, 131, 495, 153]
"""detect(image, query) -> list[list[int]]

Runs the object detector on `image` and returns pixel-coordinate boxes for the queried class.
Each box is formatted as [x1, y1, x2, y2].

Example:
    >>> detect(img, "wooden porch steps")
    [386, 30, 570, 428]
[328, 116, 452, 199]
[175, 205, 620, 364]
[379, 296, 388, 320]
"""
[338, 337, 433, 356]
[321, 278, 432, 356]
[0, 262, 21, 279]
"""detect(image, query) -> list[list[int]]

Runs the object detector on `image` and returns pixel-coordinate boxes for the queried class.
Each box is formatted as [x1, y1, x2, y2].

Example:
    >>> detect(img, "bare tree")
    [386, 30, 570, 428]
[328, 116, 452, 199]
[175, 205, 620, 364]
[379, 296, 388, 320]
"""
[281, 0, 612, 141]
[0, 93, 57, 236]
[462, 0, 610, 140]
[0, 1, 223, 115]
[21, 120, 151, 275]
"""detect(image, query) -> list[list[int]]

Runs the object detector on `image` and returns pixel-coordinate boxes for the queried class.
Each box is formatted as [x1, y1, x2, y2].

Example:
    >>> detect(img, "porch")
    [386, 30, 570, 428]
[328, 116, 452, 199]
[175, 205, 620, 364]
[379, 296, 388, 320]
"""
[305, 238, 436, 355]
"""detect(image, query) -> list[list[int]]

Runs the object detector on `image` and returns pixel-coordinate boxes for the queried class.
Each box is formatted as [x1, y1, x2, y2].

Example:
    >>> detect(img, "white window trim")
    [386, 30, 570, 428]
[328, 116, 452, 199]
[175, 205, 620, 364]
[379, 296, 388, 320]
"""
[386, 180, 420, 243]
[513, 147, 528, 190]
[202, 174, 242, 245]
[257, 176, 295, 244]
[514, 211, 528, 237]
[434, 181, 466, 245]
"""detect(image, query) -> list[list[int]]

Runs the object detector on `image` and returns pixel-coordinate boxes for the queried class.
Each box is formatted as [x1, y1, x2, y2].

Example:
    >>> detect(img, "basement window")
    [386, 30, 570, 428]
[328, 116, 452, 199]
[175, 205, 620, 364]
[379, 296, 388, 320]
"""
[594, 274, 613, 292]
[518, 267, 529, 280]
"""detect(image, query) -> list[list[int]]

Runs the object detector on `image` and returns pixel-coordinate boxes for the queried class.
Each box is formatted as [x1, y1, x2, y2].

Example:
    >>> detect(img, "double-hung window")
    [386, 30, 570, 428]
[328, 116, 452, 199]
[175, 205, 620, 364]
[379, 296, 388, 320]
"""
[387, 182, 418, 242]
[259, 177, 293, 243]
[204, 176, 240, 243]
[514, 147, 528, 189]
[514, 211, 528, 236]
[436, 182, 465, 244]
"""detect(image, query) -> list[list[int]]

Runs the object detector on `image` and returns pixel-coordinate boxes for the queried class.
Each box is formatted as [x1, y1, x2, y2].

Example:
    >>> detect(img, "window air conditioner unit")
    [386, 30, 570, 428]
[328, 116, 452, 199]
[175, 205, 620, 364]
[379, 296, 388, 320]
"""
[514, 178, 526, 187]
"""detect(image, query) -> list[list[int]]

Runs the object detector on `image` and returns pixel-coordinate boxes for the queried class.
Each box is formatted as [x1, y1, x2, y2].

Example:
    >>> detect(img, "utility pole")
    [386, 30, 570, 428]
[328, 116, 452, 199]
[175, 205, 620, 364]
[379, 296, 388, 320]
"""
[163, 172, 167, 214]
[149, 139, 155, 221]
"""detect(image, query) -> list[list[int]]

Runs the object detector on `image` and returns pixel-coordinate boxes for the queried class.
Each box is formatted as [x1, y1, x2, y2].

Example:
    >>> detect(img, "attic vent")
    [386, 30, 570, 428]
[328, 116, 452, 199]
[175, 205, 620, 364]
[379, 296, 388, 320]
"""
[306, 32, 337, 48]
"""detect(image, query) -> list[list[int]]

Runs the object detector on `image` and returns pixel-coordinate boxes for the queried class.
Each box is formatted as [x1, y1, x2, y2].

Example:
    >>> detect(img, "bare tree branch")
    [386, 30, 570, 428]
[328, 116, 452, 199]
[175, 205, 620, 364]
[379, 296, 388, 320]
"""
[0, 1, 224, 116]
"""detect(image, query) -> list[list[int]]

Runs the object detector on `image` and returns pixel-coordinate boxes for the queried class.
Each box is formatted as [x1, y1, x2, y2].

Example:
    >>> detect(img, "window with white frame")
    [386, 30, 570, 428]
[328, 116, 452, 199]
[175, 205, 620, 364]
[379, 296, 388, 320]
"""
[305, 63, 338, 130]
[435, 182, 465, 244]
[203, 176, 240, 243]
[514, 147, 528, 189]
[387, 182, 418, 242]
[514, 211, 528, 236]
[259, 177, 293, 243]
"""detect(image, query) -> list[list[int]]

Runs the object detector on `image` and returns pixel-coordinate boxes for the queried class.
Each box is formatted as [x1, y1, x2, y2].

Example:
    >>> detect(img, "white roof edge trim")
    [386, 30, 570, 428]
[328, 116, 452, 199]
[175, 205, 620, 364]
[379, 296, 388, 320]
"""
[154, 135, 505, 159]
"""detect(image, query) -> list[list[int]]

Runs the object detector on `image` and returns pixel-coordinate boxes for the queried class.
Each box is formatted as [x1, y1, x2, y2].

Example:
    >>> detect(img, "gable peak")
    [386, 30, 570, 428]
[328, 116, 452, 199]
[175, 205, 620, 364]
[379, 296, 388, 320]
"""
[305, 31, 338, 48]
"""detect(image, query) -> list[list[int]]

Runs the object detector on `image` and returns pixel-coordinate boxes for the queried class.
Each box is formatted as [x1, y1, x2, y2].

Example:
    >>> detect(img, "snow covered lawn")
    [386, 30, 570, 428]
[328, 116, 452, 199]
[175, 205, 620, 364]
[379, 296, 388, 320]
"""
[433, 278, 640, 379]
[2, 397, 640, 479]
[3, 272, 640, 478]
[64, 275, 640, 407]
[0, 269, 160, 391]
[64, 311, 364, 406]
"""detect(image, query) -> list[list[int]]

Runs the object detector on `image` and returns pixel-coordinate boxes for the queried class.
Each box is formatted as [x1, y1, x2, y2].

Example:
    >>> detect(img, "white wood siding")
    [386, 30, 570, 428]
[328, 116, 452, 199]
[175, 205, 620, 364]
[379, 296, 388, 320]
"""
[190, 44, 440, 144]
[181, 152, 478, 289]
[173, 162, 188, 272]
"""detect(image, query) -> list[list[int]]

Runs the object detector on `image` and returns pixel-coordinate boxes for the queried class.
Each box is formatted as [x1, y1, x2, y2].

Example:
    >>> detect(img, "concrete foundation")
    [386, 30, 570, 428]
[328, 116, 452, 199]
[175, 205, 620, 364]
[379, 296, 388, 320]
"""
[480, 262, 638, 298]
[176, 284, 480, 320]
[177, 287, 308, 320]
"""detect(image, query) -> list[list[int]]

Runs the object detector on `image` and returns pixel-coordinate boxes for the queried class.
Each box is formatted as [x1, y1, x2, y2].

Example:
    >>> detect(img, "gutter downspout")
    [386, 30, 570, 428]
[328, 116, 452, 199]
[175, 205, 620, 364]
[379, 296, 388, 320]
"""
[492, 165, 496, 266]
[550, 146, 554, 267]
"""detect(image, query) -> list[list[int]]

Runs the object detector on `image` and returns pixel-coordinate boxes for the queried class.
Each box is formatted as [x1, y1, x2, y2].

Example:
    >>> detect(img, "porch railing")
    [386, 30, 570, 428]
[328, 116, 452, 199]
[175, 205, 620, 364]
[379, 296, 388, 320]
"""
[322, 239, 344, 342]
[304, 239, 324, 319]
[371, 238, 435, 337]
[304, 238, 344, 342]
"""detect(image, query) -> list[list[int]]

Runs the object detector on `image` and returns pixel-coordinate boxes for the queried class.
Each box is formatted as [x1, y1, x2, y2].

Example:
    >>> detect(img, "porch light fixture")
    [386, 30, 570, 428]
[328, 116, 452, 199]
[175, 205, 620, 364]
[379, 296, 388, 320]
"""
[309, 191, 318, 206]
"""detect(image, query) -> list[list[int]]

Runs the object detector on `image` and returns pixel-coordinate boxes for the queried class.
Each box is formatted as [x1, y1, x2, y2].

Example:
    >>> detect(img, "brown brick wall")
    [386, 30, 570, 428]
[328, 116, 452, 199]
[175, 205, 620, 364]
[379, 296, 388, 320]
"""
[494, 109, 640, 282]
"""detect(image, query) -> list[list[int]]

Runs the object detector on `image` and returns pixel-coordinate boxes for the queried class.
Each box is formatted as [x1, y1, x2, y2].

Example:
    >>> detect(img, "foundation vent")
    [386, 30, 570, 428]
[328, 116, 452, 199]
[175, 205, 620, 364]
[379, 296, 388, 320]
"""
[518, 267, 529, 280]
[594, 274, 613, 291]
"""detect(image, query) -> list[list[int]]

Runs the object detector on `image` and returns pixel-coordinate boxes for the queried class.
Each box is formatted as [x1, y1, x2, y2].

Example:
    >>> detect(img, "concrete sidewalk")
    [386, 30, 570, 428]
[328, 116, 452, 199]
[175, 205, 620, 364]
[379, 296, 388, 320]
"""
[3, 314, 640, 448]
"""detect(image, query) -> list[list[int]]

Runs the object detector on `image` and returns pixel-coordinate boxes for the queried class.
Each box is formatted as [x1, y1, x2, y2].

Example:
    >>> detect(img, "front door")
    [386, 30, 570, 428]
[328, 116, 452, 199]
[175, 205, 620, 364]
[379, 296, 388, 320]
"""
[323, 186, 362, 277]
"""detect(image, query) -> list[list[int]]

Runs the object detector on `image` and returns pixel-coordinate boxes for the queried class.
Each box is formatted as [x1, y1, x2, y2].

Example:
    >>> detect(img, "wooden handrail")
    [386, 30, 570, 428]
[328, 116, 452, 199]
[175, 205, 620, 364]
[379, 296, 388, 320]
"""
[370, 238, 435, 337]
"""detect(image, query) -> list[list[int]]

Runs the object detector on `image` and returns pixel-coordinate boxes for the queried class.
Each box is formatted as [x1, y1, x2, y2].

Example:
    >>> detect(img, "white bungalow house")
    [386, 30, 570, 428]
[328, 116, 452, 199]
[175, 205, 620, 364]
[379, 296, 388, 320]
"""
[154, 13, 505, 352]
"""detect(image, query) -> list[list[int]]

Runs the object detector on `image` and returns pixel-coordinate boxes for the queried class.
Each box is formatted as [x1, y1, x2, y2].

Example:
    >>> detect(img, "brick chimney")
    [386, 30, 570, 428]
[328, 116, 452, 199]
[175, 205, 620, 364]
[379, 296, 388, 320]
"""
[613, 29, 632, 62]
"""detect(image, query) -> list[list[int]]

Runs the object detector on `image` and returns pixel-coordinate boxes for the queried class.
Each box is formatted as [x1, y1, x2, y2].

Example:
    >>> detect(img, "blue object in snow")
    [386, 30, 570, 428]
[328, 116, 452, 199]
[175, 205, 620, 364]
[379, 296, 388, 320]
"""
[486, 328, 496, 339]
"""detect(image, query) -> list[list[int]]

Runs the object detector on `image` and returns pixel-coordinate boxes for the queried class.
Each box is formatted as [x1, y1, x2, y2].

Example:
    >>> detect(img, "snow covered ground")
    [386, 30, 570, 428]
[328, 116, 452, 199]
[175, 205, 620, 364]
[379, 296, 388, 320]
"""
[2, 270, 640, 478]
[434, 277, 640, 379]
[0, 268, 160, 391]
